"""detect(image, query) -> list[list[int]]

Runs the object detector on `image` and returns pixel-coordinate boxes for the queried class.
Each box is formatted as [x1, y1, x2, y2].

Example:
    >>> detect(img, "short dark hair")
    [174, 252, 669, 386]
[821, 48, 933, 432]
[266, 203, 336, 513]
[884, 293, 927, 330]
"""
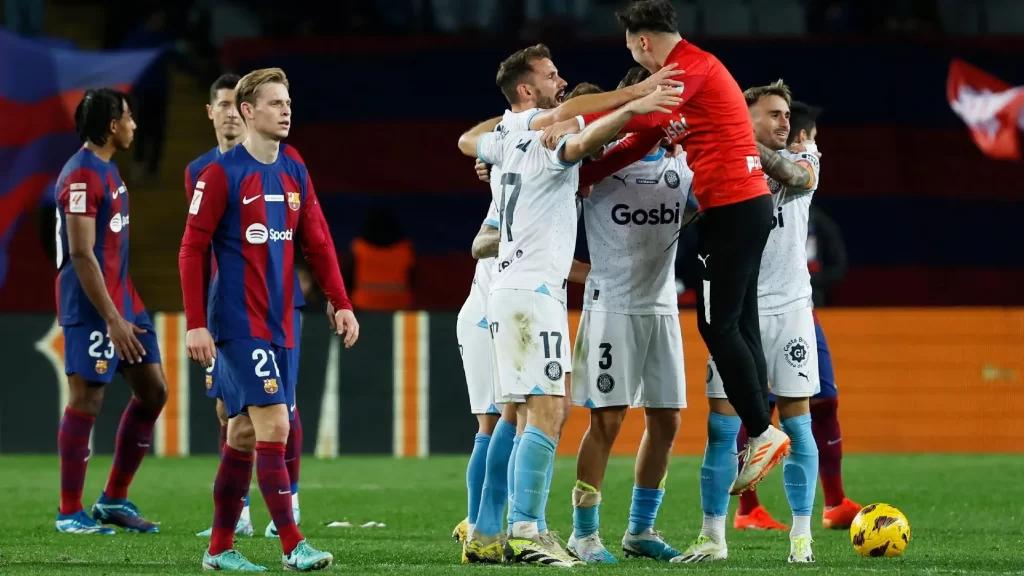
[496, 44, 552, 105]
[788, 100, 821, 144]
[616, 0, 678, 34]
[617, 66, 651, 89]
[565, 82, 603, 100]
[209, 73, 240, 102]
[74, 88, 133, 146]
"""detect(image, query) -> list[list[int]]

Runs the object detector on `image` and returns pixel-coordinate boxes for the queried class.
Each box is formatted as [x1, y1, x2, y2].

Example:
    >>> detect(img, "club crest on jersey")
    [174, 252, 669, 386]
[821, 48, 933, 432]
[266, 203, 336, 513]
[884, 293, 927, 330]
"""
[287, 192, 301, 211]
[596, 373, 615, 393]
[783, 337, 809, 368]
[544, 361, 563, 382]
[706, 362, 714, 383]
[264, 378, 279, 394]
[95, 359, 108, 374]
[664, 170, 681, 189]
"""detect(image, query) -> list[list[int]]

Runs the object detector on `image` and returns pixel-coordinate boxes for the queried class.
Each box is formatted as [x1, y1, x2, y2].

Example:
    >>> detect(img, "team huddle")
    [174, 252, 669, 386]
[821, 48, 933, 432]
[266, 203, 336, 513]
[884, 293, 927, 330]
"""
[452, 0, 860, 567]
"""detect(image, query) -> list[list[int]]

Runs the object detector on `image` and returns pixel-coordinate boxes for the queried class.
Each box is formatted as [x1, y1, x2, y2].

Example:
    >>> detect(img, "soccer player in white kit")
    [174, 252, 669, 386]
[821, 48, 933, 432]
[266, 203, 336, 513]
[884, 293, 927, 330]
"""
[457, 83, 682, 567]
[561, 68, 695, 564]
[454, 46, 684, 565]
[677, 80, 822, 564]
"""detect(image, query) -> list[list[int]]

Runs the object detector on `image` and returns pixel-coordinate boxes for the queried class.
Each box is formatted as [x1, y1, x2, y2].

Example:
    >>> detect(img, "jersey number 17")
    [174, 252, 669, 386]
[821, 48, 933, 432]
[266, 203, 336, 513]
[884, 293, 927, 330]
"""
[498, 172, 522, 242]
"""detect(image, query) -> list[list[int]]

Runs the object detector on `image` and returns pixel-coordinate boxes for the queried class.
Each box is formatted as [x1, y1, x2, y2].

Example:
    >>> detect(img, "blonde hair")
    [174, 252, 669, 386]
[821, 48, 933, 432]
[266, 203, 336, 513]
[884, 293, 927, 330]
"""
[235, 67, 290, 120]
[743, 79, 792, 108]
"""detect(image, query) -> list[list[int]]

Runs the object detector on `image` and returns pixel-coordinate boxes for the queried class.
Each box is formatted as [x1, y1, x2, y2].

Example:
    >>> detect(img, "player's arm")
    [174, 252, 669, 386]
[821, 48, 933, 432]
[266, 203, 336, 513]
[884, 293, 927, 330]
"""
[471, 223, 499, 259]
[458, 117, 502, 158]
[568, 259, 590, 284]
[757, 142, 815, 192]
[527, 64, 685, 130]
[179, 163, 228, 366]
[296, 173, 359, 347]
[577, 130, 665, 188]
[559, 87, 682, 164]
[184, 165, 193, 201]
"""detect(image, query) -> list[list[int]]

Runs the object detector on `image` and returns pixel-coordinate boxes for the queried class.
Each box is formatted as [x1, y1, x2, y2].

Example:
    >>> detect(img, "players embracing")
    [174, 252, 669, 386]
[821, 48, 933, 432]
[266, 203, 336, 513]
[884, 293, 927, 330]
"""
[179, 67, 358, 572]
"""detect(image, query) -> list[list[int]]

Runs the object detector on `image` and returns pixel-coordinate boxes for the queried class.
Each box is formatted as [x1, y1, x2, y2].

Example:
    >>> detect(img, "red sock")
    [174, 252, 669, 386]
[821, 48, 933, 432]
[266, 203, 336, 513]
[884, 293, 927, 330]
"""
[218, 424, 228, 453]
[58, 407, 95, 515]
[104, 398, 161, 500]
[734, 423, 761, 515]
[285, 409, 303, 492]
[209, 446, 254, 556]
[256, 441, 303, 554]
[811, 398, 846, 507]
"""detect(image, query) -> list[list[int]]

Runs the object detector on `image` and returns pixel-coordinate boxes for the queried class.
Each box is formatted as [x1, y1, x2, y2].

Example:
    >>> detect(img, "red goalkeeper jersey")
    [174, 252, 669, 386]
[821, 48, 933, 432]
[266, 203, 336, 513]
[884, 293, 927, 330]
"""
[582, 40, 768, 210]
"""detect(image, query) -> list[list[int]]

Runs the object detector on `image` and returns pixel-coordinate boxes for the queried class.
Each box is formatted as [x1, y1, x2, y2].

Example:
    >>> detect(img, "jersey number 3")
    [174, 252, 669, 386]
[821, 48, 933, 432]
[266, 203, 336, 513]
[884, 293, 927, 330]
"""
[498, 172, 522, 242]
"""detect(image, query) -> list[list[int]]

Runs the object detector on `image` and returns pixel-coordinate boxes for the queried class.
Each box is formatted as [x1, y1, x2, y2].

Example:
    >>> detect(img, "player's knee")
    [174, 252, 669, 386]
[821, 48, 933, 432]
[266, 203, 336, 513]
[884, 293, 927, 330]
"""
[588, 407, 627, 444]
[227, 417, 256, 451]
[476, 414, 499, 435]
[67, 375, 104, 415]
[216, 400, 229, 426]
[776, 397, 810, 419]
[644, 407, 681, 443]
[708, 397, 737, 417]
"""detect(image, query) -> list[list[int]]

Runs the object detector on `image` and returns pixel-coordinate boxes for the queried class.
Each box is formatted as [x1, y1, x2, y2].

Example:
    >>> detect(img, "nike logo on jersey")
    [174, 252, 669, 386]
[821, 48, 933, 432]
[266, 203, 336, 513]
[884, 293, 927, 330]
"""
[698, 254, 710, 267]
[242, 195, 260, 205]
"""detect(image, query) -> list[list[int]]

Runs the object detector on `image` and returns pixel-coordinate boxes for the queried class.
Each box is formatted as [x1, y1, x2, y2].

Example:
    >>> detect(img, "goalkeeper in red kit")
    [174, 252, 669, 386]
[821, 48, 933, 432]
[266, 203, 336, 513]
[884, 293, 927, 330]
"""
[555, 0, 789, 494]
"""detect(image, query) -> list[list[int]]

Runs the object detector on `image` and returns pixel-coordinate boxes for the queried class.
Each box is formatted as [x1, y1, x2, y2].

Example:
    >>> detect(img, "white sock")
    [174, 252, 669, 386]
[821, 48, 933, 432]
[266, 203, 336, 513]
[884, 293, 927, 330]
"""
[467, 523, 476, 541]
[700, 514, 727, 543]
[755, 427, 776, 442]
[791, 515, 811, 538]
[291, 492, 300, 510]
[239, 505, 251, 522]
[511, 520, 539, 539]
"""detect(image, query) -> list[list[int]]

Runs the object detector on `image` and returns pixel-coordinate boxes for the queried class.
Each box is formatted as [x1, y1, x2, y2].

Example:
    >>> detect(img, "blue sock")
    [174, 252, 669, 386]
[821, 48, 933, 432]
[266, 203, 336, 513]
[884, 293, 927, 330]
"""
[701, 412, 741, 517]
[506, 435, 521, 531]
[510, 426, 556, 526]
[243, 495, 250, 507]
[466, 433, 491, 525]
[781, 414, 818, 517]
[290, 482, 299, 495]
[476, 419, 515, 535]
[572, 482, 600, 538]
[628, 486, 664, 535]
[536, 449, 556, 532]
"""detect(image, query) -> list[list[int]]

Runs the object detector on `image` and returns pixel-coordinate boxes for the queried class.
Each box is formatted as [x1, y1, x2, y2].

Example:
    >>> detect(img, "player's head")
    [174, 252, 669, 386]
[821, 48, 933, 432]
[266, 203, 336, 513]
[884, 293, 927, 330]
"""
[564, 82, 603, 100]
[207, 73, 244, 141]
[744, 79, 792, 151]
[74, 88, 136, 150]
[617, 0, 679, 73]
[235, 67, 291, 140]
[617, 66, 651, 90]
[496, 44, 567, 109]
[787, 100, 821, 147]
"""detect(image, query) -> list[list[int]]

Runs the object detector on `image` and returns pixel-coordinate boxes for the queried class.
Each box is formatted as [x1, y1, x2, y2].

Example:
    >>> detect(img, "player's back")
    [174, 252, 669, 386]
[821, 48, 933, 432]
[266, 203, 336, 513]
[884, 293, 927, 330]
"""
[199, 144, 309, 347]
[583, 149, 693, 315]
[757, 149, 821, 314]
[478, 129, 580, 302]
[668, 40, 766, 208]
[54, 147, 136, 326]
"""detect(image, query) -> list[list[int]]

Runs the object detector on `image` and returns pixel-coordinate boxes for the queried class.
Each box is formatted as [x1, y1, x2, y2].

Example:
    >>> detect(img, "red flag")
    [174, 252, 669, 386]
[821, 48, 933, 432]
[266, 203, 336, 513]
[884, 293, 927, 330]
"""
[947, 59, 1024, 161]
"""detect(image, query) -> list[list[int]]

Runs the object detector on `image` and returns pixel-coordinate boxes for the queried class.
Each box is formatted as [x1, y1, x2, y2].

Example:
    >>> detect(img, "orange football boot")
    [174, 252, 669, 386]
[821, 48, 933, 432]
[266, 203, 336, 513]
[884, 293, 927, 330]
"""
[822, 498, 861, 530]
[733, 506, 788, 531]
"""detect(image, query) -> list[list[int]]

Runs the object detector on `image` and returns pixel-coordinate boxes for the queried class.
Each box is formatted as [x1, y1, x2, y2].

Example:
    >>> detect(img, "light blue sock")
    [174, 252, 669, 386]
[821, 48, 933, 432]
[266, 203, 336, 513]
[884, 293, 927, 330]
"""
[701, 412, 741, 516]
[466, 433, 492, 525]
[536, 440, 556, 533]
[290, 482, 299, 495]
[572, 483, 600, 538]
[506, 435, 521, 531]
[510, 426, 556, 526]
[781, 414, 818, 517]
[476, 419, 515, 535]
[628, 485, 665, 535]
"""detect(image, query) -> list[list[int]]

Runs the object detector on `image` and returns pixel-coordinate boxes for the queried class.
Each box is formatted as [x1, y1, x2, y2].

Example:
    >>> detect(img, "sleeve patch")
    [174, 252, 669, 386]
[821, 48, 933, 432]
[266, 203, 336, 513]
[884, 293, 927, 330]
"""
[189, 190, 204, 215]
[69, 182, 87, 191]
[69, 191, 87, 213]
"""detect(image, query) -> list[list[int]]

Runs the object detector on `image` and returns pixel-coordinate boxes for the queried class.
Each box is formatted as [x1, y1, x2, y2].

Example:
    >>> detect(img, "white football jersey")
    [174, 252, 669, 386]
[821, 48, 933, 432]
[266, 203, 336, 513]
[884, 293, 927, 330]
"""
[583, 149, 694, 315]
[757, 149, 821, 315]
[457, 201, 501, 326]
[476, 129, 580, 303]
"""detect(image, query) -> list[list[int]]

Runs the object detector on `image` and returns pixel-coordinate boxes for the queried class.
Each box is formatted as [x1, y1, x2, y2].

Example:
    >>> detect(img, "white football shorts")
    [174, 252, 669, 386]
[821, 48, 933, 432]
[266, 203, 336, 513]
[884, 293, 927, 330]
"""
[487, 288, 571, 403]
[456, 314, 500, 415]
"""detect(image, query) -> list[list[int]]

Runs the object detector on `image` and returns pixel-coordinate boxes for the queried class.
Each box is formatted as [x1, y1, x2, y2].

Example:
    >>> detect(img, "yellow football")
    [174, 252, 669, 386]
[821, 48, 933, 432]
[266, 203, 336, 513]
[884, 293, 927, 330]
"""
[849, 503, 911, 557]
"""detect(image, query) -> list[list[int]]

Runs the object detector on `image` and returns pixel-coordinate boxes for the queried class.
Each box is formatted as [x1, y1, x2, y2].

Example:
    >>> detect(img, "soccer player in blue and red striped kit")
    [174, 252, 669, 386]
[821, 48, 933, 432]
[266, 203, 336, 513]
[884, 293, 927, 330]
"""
[53, 89, 168, 535]
[179, 67, 359, 571]
[187, 73, 309, 540]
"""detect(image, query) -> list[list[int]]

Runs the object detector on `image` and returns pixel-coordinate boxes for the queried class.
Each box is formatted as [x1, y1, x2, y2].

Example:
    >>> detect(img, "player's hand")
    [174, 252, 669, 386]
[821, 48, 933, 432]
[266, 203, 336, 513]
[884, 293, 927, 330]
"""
[662, 137, 685, 158]
[474, 159, 491, 183]
[541, 118, 580, 150]
[334, 308, 360, 348]
[577, 185, 593, 199]
[635, 63, 685, 96]
[626, 85, 682, 116]
[326, 301, 337, 331]
[185, 327, 216, 368]
[107, 316, 146, 363]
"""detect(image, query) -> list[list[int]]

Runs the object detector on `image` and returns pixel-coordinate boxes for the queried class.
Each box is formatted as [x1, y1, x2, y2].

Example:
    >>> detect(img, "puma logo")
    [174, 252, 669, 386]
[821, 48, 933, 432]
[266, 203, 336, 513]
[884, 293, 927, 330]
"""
[697, 254, 710, 267]
[611, 174, 629, 185]
[798, 372, 809, 381]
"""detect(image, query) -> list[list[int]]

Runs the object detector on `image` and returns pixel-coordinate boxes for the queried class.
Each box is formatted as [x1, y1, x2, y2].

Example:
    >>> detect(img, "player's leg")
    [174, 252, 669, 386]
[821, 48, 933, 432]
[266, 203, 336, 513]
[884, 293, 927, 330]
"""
[622, 315, 686, 561]
[812, 318, 860, 528]
[769, 309, 820, 563]
[494, 290, 574, 567]
[674, 392, 737, 564]
[56, 331, 115, 535]
[267, 310, 305, 538]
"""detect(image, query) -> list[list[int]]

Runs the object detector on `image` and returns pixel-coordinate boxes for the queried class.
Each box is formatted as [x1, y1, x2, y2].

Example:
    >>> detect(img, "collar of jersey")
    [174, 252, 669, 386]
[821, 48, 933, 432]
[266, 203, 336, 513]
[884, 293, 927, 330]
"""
[641, 148, 666, 162]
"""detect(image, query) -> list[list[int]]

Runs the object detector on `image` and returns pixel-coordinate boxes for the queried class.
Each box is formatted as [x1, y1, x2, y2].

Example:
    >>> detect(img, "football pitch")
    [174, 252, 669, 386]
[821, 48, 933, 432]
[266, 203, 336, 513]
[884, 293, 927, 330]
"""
[0, 454, 1020, 574]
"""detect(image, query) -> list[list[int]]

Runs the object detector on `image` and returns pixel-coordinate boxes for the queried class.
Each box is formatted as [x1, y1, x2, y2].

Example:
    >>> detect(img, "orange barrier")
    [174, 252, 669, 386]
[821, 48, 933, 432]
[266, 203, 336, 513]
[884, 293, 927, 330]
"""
[558, 308, 1024, 455]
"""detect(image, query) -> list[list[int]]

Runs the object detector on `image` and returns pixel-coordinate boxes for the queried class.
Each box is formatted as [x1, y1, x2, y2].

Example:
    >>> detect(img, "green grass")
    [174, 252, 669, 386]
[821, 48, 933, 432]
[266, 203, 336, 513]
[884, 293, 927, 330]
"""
[0, 454, 1022, 574]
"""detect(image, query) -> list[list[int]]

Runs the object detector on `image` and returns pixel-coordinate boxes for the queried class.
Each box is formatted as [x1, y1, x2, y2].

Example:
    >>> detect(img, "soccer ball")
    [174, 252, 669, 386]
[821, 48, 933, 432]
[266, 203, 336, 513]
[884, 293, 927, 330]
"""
[849, 503, 911, 558]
